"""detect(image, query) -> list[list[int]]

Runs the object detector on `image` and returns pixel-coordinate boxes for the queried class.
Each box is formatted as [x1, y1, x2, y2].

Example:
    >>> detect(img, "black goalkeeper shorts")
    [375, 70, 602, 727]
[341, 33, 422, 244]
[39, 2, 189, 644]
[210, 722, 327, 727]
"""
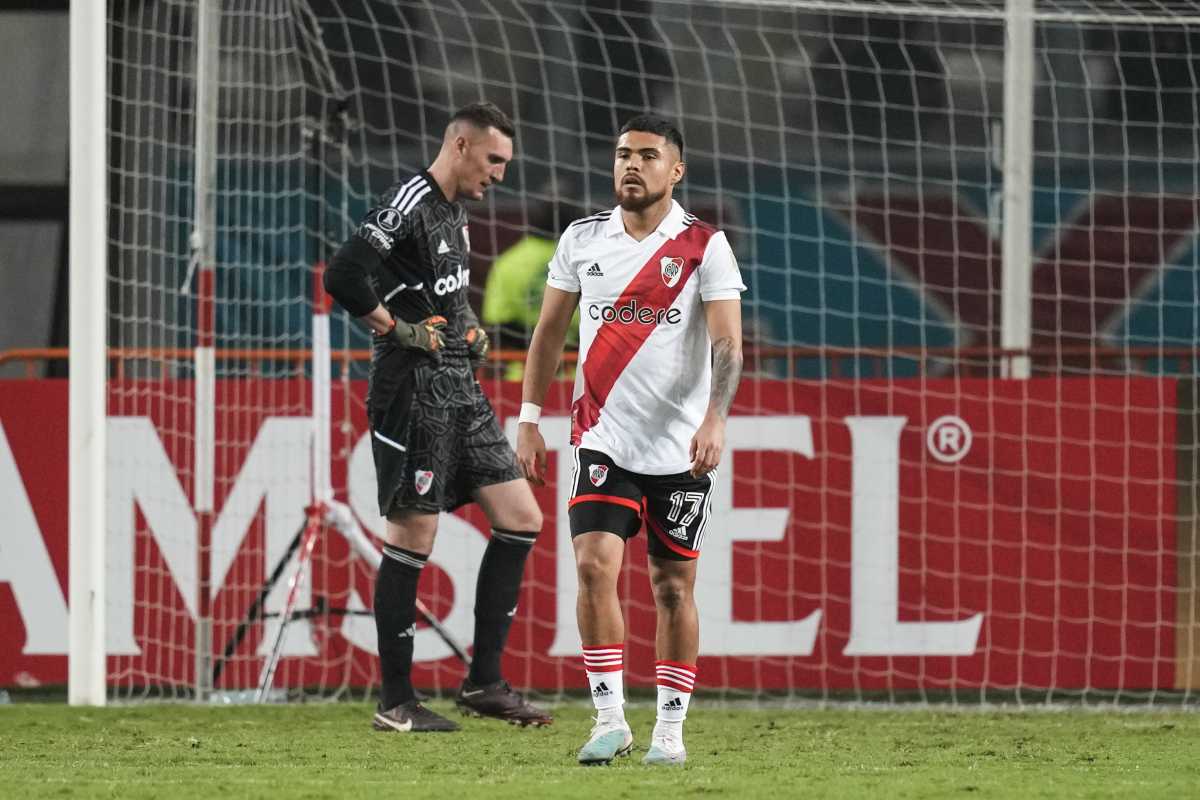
[368, 360, 520, 516]
[567, 448, 716, 561]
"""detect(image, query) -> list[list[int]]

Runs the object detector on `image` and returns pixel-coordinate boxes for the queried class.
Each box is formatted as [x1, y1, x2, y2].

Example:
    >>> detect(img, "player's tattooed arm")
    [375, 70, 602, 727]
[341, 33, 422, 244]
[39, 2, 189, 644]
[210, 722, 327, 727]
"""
[691, 298, 743, 477]
[703, 298, 744, 419]
[708, 335, 743, 420]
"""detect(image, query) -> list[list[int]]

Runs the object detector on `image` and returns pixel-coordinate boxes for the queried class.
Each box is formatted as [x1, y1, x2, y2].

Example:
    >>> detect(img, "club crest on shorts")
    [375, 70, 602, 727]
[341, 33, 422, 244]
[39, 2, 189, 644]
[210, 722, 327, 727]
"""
[588, 464, 609, 487]
[660, 256, 684, 287]
[414, 470, 434, 496]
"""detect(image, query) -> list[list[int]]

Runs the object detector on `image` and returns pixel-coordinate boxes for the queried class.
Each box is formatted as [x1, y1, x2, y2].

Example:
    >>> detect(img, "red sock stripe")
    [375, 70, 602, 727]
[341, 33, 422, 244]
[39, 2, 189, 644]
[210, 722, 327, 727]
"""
[657, 676, 694, 693]
[655, 667, 696, 687]
[583, 644, 624, 672]
[655, 660, 697, 693]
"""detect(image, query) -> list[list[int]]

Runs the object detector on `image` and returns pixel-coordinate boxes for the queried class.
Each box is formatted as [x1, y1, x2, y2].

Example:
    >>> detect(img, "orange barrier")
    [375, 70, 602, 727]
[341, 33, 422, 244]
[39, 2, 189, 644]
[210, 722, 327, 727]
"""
[1, 345, 1196, 379]
[0, 347, 573, 379]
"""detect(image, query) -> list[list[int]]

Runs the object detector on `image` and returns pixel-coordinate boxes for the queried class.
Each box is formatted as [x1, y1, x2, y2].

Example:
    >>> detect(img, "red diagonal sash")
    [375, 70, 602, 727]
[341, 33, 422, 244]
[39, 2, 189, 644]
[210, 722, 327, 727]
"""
[571, 222, 713, 445]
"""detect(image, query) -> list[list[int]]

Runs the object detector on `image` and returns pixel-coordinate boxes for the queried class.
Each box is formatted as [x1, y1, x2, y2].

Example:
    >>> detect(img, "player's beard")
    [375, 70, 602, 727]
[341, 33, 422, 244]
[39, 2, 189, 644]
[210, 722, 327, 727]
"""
[617, 184, 666, 212]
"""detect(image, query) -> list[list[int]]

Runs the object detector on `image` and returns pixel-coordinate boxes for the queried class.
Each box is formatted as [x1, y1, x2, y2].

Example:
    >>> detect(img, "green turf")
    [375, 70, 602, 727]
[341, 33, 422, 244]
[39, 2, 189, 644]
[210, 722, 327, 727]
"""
[2, 702, 1199, 799]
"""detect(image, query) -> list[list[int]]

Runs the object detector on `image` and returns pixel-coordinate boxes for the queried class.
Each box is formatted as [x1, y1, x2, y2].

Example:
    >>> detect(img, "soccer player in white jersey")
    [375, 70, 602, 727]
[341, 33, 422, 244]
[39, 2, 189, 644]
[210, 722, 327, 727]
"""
[516, 114, 745, 766]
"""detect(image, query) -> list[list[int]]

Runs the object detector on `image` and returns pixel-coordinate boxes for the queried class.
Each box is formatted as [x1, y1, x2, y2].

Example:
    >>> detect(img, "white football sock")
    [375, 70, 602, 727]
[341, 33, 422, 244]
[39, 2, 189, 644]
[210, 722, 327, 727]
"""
[583, 644, 625, 721]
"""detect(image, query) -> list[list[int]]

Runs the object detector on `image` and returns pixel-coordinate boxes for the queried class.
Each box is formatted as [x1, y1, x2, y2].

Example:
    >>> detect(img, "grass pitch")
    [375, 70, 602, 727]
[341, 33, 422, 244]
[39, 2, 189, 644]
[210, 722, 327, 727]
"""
[2, 702, 1199, 798]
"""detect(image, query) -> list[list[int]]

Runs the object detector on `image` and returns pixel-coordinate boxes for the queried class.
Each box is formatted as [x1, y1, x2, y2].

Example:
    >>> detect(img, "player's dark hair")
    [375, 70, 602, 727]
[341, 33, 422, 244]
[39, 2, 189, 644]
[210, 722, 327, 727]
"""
[618, 114, 684, 160]
[451, 102, 516, 140]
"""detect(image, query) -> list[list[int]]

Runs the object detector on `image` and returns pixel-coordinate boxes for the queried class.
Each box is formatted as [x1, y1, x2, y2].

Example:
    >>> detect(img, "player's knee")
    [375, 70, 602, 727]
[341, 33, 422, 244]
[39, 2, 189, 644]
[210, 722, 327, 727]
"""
[384, 511, 438, 552]
[491, 498, 542, 535]
[512, 505, 543, 534]
[652, 578, 694, 612]
[576, 554, 619, 592]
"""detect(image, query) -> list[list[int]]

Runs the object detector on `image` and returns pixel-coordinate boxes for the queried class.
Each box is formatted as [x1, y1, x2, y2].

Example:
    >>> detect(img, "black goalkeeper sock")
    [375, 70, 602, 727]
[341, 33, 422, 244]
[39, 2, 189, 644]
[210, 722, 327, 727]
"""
[375, 544, 428, 709]
[469, 527, 537, 685]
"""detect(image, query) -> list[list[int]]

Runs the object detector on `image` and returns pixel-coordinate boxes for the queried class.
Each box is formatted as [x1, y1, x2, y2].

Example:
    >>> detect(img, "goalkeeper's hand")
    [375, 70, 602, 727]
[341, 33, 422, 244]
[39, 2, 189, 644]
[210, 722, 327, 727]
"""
[379, 315, 447, 355]
[465, 326, 490, 369]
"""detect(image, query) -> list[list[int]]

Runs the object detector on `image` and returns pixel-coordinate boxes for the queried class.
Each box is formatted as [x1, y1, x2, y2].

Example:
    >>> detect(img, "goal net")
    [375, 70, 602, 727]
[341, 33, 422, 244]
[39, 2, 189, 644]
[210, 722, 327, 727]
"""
[94, 0, 1200, 704]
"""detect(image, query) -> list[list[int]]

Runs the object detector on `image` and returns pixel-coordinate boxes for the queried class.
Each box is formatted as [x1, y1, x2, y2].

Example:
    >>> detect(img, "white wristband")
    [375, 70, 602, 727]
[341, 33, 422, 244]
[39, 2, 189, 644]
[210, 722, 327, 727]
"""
[518, 402, 542, 425]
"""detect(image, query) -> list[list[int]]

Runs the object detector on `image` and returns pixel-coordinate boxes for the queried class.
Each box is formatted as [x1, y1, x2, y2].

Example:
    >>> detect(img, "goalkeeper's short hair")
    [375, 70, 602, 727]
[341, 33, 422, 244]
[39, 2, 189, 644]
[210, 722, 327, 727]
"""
[451, 101, 516, 140]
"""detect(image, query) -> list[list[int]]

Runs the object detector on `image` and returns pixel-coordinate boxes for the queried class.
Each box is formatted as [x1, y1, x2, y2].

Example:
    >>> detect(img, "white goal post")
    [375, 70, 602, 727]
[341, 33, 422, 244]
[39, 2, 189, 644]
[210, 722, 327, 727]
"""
[68, 0, 108, 707]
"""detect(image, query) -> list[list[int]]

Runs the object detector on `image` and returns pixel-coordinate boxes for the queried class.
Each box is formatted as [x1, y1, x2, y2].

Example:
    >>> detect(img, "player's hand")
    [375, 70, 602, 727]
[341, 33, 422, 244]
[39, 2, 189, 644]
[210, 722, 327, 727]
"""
[516, 423, 548, 486]
[465, 325, 490, 369]
[381, 315, 447, 355]
[689, 414, 725, 478]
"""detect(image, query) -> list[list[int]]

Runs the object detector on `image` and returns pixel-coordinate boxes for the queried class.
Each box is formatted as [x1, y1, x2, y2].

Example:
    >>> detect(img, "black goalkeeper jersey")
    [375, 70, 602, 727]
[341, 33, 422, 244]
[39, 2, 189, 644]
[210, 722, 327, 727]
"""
[332, 169, 481, 407]
[354, 170, 476, 354]
[330, 170, 522, 511]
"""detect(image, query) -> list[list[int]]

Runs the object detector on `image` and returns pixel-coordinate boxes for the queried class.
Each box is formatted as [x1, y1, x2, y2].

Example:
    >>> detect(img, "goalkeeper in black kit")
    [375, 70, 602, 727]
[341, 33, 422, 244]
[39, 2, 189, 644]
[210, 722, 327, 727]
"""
[323, 102, 551, 731]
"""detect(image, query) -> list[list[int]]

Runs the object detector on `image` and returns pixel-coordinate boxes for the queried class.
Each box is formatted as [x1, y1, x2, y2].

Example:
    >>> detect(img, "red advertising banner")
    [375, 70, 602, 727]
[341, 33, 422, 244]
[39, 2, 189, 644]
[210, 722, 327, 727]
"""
[0, 377, 1179, 693]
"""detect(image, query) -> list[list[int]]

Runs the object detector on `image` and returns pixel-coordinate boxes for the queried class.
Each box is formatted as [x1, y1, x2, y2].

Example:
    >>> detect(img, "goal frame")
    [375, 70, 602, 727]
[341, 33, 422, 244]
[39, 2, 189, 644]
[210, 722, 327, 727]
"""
[68, 0, 1200, 705]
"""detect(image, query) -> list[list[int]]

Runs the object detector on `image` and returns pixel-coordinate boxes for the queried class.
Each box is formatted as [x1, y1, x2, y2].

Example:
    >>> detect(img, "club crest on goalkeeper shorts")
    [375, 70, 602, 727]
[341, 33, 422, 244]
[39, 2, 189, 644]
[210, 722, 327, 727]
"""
[368, 360, 520, 515]
[567, 447, 715, 561]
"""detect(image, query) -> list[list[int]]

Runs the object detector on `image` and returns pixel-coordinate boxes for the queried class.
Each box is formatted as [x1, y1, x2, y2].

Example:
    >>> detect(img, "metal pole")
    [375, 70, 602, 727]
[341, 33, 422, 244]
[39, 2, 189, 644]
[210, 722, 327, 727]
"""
[68, 0, 109, 707]
[1001, 0, 1035, 379]
[191, 0, 220, 702]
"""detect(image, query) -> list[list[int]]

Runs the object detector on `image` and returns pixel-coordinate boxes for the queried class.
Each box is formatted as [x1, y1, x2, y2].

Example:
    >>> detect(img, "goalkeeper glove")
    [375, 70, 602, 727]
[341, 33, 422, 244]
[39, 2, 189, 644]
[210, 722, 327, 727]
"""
[465, 326, 490, 368]
[379, 315, 447, 355]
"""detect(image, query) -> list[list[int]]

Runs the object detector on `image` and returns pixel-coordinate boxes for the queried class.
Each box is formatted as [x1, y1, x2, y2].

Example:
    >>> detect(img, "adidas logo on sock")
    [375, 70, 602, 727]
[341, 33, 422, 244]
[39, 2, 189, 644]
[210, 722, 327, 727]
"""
[593, 682, 611, 697]
[585, 262, 603, 277]
[661, 697, 683, 710]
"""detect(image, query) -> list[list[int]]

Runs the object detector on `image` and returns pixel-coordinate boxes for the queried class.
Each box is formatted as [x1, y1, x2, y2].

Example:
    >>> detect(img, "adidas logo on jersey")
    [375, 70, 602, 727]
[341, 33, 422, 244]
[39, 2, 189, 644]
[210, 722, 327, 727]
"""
[593, 682, 611, 697]
[585, 262, 603, 277]
[437, 238, 450, 254]
[661, 697, 683, 710]
[668, 525, 688, 541]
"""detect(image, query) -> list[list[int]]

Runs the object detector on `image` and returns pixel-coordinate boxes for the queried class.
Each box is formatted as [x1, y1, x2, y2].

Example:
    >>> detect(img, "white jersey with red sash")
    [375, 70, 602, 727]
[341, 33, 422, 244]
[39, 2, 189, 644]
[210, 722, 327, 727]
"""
[546, 200, 746, 475]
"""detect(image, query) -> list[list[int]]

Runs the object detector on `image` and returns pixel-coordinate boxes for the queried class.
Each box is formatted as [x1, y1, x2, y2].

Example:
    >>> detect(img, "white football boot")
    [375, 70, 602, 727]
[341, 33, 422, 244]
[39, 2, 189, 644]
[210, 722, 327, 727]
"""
[577, 716, 634, 765]
[642, 728, 686, 766]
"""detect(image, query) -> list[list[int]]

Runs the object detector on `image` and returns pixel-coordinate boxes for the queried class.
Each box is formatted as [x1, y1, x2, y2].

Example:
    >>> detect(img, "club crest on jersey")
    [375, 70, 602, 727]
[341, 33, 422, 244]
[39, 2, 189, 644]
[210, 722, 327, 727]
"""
[660, 256, 684, 287]
[588, 464, 609, 487]
[414, 470, 434, 496]
[462, 225, 471, 252]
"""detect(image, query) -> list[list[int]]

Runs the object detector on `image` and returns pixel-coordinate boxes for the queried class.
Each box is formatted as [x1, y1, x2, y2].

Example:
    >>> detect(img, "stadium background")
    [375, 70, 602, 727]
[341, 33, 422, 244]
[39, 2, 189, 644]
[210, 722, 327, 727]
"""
[4, 4, 1199, 374]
